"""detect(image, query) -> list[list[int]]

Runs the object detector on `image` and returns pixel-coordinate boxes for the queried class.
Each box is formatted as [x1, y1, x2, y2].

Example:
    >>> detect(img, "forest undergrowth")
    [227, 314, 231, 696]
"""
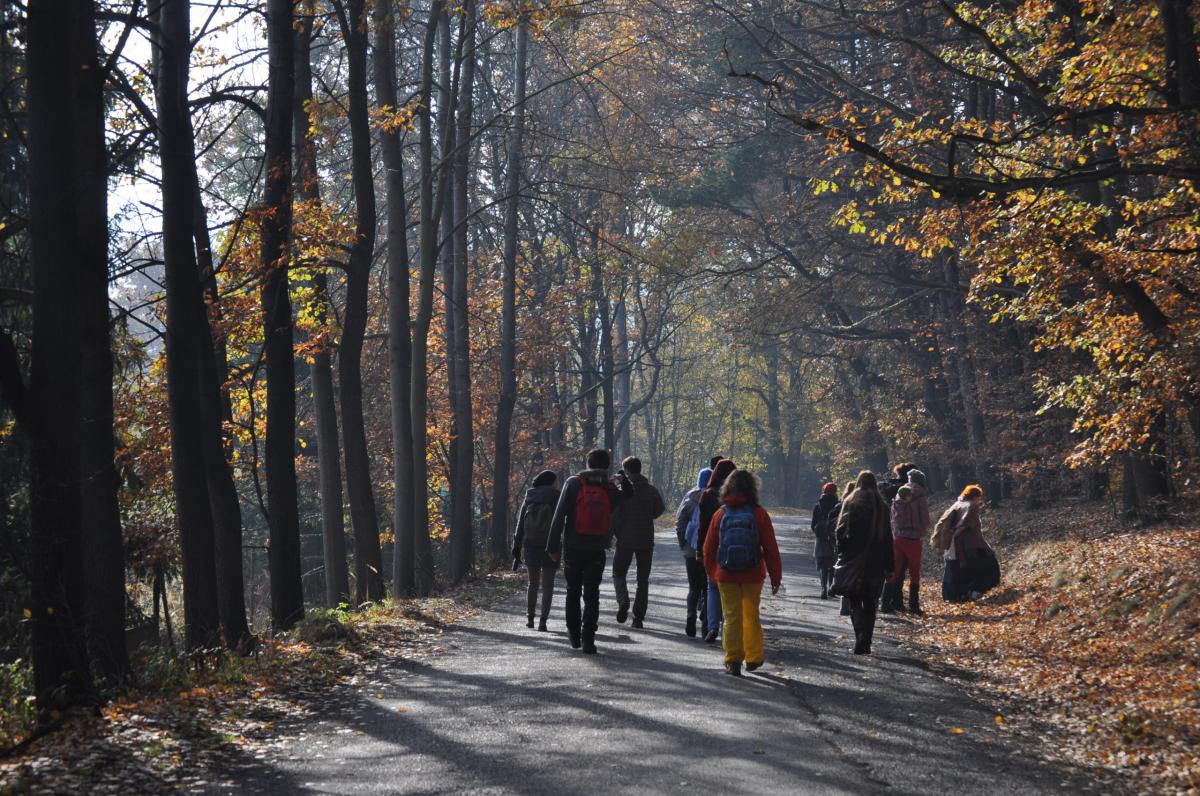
[0, 572, 523, 794]
[896, 500, 1200, 795]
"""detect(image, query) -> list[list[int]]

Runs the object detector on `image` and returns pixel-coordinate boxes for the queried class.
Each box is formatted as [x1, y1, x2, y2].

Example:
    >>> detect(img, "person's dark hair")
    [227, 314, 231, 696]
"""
[532, 470, 557, 488]
[586, 448, 610, 471]
[856, 470, 879, 492]
[708, 458, 736, 491]
[719, 469, 760, 504]
[892, 462, 917, 480]
[709, 455, 723, 470]
[621, 456, 641, 475]
[844, 481, 856, 499]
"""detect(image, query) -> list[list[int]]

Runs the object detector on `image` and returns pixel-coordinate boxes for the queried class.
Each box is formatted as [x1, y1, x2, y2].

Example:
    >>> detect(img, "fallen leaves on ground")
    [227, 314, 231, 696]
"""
[0, 572, 522, 794]
[896, 499, 1200, 795]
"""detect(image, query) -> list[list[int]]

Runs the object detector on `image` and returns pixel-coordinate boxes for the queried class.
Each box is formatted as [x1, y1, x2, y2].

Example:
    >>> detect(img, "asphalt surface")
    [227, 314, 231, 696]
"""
[221, 515, 1099, 795]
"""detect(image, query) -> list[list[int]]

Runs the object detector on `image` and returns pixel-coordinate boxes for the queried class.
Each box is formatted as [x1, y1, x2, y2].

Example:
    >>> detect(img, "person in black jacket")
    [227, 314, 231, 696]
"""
[697, 458, 737, 642]
[512, 470, 561, 631]
[834, 471, 895, 655]
[610, 457, 665, 629]
[810, 482, 840, 599]
[546, 449, 624, 654]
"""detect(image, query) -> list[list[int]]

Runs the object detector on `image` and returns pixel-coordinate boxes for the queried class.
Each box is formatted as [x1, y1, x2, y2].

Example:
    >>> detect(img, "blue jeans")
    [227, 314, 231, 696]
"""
[706, 576, 723, 632]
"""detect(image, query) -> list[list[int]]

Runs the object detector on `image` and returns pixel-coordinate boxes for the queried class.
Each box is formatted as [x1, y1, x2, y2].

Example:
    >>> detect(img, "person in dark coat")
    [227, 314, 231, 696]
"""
[838, 480, 854, 617]
[512, 470, 561, 631]
[834, 471, 894, 655]
[675, 466, 712, 637]
[810, 482, 839, 599]
[610, 457, 665, 628]
[697, 458, 737, 642]
[546, 449, 624, 654]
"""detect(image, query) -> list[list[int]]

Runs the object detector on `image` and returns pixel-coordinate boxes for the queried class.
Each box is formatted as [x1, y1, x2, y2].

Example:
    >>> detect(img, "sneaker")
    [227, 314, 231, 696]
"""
[685, 616, 697, 637]
[631, 617, 643, 629]
[582, 639, 597, 654]
[616, 602, 629, 624]
[704, 629, 719, 644]
[724, 662, 742, 677]
[745, 661, 762, 672]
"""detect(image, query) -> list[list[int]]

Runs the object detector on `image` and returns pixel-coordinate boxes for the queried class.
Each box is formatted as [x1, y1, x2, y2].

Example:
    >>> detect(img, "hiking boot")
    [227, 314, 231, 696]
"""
[527, 615, 535, 629]
[879, 583, 898, 614]
[745, 661, 762, 672]
[582, 638, 597, 655]
[616, 602, 629, 624]
[704, 629, 719, 643]
[631, 617, 643, 629]
[725, 662, 742, 676]
[568, 629, 582, 649]
[909, 585, 924, 615]
[538, 618, 549, 632]
[685, 615, 697, 637]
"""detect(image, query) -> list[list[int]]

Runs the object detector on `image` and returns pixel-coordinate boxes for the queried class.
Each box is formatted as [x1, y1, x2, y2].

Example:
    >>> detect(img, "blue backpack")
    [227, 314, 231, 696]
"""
[717, 504, 759, 571]
[684, 501, 702, 551]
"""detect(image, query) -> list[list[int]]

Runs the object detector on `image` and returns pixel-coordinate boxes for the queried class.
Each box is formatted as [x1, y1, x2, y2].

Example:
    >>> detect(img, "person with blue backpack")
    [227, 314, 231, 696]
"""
[675, 465, 712, 637]
[696, 458, 737, 642]
[702, 469, 783, 676]
[546, 449, 625, 654]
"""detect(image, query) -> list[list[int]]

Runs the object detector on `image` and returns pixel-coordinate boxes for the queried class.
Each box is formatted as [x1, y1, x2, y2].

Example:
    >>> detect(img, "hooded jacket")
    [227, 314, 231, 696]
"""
[611, 472, 666, 551]
[810, 492, 839, 560]
[546, 469, 622, 555]
[512, 484, 562, 551]
[702, 495, 783, 587]
[697, 459, 737, 549]
[675, 468, 712, 552]
[945, 498, 987, 566]
[890, 482, 931, 540]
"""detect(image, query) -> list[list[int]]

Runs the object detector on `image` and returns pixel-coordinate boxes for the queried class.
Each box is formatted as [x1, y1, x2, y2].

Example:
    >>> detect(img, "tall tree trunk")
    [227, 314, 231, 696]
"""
[614, 297, 631, 458]
[25, 0, 97, 711]
[592, 258, 615, 455]
[489, 18, 528, 565]
[295, 7, 350, 607]
[152, 0, 221, 650]
[262, 0, 304, 630]
[338, 0, 386, 604]
[374, 0, 416, 598]
[412, 0, 449, 596]
[448, 0, 478, 582]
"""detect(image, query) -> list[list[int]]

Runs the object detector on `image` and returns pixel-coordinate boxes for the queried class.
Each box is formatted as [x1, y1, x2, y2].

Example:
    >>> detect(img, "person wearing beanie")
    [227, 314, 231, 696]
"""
[675, 465, 713, 637]
[881, 468, 932, 614]
[810, 482, 840, 599]
[511, 470, 562, 631]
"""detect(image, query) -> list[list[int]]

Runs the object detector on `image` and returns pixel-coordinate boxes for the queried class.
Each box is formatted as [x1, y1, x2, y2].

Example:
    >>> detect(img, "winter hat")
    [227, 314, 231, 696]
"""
[709, 459, 736, 490]
[532, 470, 557, 488]
[906, 469, 927, 488]
[897, 485, 913, 499]
[697, 467, 712, 489]
[821, 482, 838, 495]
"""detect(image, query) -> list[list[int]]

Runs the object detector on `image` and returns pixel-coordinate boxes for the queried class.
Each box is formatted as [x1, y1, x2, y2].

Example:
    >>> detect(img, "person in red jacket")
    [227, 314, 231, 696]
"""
[703, 469, 783, 676]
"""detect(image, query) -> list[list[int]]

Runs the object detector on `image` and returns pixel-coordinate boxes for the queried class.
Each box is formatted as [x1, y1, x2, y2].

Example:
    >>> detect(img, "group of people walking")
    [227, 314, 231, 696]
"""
[511, 449, 998, 674]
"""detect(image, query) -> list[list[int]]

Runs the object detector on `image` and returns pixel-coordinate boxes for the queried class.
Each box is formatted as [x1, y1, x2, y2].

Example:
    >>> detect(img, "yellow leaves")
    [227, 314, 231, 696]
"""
[950, 726, 966, 735]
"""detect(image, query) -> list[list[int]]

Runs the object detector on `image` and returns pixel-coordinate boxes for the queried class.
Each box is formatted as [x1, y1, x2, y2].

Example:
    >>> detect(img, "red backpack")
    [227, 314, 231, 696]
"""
[574, 479, 612, 537]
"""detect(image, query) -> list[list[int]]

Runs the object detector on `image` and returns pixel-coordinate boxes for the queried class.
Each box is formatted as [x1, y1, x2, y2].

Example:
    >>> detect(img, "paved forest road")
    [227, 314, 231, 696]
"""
[224, 515, 1097, 795]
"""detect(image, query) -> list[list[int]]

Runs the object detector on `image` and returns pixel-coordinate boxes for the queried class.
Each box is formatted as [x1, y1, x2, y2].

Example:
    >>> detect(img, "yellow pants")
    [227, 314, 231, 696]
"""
[718, 581, 764, 666]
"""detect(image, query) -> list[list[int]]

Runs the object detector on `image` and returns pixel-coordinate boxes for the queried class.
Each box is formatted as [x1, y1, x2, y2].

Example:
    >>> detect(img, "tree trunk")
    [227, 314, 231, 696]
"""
[26, 0, 98, 711]
[411, 0, 449, 596]
[489, 18, 528, 565]
[339, 0, 386, 604]
[262, 0, 304, 630]
[374, 0, 417, 598]
[448, 0, 478, 582]
[614, 297, 631, 458]
[592, 258, 615, 455]
[295, 8, 350, 607]
[152, 0, 221, 650]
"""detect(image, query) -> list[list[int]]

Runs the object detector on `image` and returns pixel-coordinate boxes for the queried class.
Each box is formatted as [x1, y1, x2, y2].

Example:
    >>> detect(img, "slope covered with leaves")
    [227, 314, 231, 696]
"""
[897, 500, 1200, 794]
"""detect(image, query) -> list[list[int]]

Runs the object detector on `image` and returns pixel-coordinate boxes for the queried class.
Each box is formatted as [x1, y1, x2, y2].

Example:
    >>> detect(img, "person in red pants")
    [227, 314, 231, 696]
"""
[882, 470, 930, 614]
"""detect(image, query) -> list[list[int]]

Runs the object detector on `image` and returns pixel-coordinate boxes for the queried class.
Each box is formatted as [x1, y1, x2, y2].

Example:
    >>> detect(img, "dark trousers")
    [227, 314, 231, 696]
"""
[815, 556, 835, 593]
[524, 544, 556, 621]
[563, 549, 606, 640]
[848, 577, 884, 651]
[684, 556, 707, 627]
[612, 547, 653, 620]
